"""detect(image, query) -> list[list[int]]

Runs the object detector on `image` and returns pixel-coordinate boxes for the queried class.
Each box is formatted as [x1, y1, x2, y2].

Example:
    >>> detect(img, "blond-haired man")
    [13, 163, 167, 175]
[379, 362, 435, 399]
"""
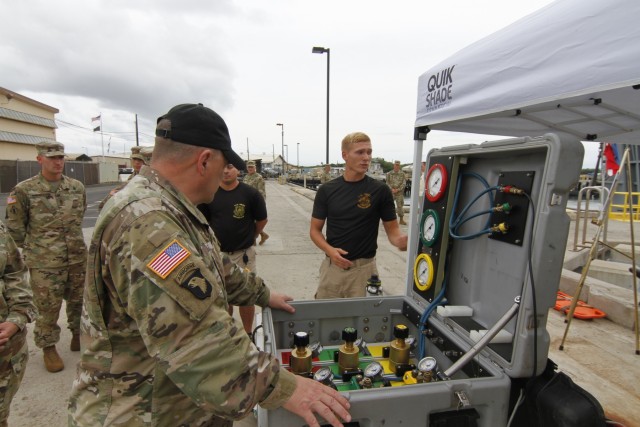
[310, 132, 407, 299]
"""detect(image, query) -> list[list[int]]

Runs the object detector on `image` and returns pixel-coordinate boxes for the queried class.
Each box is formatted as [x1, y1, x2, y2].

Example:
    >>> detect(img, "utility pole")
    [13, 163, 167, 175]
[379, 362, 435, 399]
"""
[135, 113, 139, 146]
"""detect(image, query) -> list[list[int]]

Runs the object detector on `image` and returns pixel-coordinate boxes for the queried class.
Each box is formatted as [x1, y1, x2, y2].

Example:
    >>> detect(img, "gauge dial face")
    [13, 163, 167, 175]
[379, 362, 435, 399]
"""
[420, 209, 440, 247]
[313, 367, 333, 383]
[413, 253, 435, 291]
[418, 356, 437, 373]
[364, 361, 383, 378]
[309, 342, 323, 354]
[425, 163, 448, 202]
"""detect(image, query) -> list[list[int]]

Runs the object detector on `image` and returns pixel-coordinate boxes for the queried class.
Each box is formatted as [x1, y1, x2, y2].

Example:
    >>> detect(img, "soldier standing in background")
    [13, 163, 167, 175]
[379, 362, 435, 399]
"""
[5, 141, 87, 373]
[0, 220, 37, 427]
[98, 146, 149, 210]
[386, 160, 407, 225]
[128, 146, 145, 180]
[243, 160, 270, 245]
[320, 164, 332, 184]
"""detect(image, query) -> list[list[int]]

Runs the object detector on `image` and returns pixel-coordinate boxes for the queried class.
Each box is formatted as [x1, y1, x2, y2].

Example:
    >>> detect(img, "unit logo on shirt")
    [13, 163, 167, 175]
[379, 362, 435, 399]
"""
[357, 193, 371, 209]
[233, 203, 246, 219]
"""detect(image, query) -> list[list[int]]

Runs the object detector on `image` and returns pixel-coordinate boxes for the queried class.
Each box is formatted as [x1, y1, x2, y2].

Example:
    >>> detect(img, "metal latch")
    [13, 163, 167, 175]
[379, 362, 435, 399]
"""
[455, 390, 471, 409]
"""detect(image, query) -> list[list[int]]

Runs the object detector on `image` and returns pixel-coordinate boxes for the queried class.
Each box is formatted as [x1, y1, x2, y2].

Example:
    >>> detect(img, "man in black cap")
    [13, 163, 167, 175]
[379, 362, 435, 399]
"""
[69, 103, 351, 427]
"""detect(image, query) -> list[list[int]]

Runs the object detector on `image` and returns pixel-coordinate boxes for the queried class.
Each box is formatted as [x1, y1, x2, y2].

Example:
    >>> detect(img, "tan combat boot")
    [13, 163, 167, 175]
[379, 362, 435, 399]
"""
[259, 232, 270, 245]
[399, 217, 406, 225]
[70, 333, 80, 352]
[43, 346, 64, 372]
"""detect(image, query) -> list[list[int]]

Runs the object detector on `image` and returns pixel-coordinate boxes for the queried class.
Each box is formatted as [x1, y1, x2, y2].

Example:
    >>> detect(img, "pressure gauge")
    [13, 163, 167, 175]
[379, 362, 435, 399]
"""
[420, 209, 440, 247]
[309, 341, 323, 358]
[364, 361, 384, 379]
[313, 367, 334, 384]
[425, 163, 448, 202]
[413, 253, 435, 291]
[418, 356, 437, 374]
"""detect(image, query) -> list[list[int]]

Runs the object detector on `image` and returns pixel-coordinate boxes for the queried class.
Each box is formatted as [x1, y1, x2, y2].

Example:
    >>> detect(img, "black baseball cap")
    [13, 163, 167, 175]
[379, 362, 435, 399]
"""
[156, 103, 245, 171]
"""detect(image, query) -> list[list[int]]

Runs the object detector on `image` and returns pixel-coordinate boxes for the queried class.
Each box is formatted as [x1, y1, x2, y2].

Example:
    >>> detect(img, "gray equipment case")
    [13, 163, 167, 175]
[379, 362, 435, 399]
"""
[258, 134, 584, 426]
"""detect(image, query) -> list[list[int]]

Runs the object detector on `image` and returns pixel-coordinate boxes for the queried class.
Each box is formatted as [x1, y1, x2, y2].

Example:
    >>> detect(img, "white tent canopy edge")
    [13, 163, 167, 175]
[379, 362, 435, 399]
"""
[414, 0, 640, 145]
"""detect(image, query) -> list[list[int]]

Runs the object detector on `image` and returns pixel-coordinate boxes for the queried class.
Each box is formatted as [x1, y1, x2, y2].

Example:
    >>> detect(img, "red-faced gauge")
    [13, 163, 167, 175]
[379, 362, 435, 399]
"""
[425, 163, 448, 202]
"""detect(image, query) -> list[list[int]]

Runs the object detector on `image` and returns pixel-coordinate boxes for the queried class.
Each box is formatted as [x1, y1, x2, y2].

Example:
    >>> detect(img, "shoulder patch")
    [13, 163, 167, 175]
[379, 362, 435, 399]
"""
[147, 239, 191, 279]
[7, 196, 16, 204]
[179, 269, 213, 300]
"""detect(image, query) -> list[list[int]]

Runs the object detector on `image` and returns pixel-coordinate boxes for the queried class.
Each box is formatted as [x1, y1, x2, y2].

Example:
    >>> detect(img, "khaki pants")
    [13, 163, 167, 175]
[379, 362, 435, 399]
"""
[315, 256, 377, 299]
[226, 246, 257, 273]
[29, 262, 85, 348]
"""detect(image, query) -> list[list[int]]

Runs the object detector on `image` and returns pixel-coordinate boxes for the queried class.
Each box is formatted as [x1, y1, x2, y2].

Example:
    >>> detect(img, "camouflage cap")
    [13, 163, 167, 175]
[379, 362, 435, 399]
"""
[394, 160, 401, 165]
[140, 146, 153, 164]
[130, 146, 145, 162]
[36, 141, 65, 157]
[247, 160, 256, 167]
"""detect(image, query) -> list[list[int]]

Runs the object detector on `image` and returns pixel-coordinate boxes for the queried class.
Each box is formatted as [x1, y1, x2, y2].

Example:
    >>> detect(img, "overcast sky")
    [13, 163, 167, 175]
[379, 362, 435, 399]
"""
[0, 0, 599, 168]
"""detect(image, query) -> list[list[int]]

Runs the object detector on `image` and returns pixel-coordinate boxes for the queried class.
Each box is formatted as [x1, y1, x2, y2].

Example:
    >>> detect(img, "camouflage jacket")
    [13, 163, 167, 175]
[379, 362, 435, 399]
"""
[68, 167, 296, 426]
[320, 172, 332, 184]
[386, 170, 406, 192]
[243, 173, 265, 199]
[5, 173, 87, 268]
[0, 221, 36, 330]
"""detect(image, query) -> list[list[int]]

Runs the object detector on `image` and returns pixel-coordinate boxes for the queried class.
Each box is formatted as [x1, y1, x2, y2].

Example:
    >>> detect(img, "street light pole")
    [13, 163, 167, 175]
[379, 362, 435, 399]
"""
[276, 123, 284, 173]
[284, 144, 288, 171]
[297, 142, 300, 169]
[312, 46, 330, 165]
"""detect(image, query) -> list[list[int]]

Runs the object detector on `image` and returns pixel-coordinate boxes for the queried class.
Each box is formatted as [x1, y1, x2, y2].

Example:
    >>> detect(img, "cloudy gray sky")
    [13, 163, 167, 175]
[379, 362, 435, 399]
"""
[1, 0, 598, 167]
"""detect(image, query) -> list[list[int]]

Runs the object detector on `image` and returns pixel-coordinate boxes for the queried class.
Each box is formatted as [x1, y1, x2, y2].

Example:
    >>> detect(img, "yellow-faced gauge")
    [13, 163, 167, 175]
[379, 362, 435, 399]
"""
[420, 209, 440, 247]
[413, 253, 435, 291]
[425, 163, 448, 202]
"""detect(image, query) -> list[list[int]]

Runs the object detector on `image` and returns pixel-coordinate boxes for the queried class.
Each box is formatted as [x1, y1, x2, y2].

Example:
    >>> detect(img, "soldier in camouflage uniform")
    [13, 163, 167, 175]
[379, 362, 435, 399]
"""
[320, 164, 332, 184]
[243, 160, 269, 245]
[127, 146, 146, 181]
[98, 146, 150, 211]
[386, 160, 407, 225]
[5, 141, 86, 373]
[68, 104, 351, 427]
[0, 221, 37, 427]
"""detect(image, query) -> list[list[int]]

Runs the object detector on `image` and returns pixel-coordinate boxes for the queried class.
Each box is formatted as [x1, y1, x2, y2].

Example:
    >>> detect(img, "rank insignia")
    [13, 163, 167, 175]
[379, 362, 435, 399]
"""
[147, 239, 191, 279]
[180, 269, 213, 300]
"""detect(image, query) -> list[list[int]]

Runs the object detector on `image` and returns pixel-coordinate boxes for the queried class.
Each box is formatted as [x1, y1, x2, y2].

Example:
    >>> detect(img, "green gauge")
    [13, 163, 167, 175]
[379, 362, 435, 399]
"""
[413, 253, 434, 291]
[420, 209, 440, 247]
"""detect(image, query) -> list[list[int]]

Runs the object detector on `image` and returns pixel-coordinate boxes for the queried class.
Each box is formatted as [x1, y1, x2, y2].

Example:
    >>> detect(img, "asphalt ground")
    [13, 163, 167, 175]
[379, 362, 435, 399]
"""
[3, 180, 639, 426]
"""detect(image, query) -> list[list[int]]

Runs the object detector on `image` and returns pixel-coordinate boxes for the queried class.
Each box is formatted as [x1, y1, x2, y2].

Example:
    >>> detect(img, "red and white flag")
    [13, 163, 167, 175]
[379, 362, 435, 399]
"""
[91, 115, 101, 122]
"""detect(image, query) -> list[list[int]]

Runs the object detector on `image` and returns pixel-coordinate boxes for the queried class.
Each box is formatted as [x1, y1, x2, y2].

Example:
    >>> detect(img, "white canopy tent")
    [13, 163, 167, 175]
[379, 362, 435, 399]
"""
[414, 0, 640, 145]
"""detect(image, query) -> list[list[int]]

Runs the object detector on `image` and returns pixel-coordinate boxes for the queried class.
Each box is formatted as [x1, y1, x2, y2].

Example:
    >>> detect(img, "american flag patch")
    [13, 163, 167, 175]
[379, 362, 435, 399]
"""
[147, 240, 191, 279]
[7, 196, 16, 204]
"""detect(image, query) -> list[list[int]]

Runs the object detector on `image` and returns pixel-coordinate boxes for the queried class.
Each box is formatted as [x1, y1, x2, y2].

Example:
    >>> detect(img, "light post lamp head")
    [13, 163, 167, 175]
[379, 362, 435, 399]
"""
[312, 46, 329, 54]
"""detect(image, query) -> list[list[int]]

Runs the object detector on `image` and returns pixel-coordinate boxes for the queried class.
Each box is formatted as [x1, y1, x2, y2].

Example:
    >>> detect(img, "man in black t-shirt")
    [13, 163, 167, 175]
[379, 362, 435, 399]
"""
[310, 132, 408, 298]
[200, 164, 268, 333]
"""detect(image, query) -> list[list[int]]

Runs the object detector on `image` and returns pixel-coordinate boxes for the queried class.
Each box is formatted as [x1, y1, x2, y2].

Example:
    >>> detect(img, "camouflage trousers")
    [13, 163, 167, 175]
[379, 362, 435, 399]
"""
[29, 263, 85, 349]
[393, 192, 404, 218]
[0, 328, 28, 425]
